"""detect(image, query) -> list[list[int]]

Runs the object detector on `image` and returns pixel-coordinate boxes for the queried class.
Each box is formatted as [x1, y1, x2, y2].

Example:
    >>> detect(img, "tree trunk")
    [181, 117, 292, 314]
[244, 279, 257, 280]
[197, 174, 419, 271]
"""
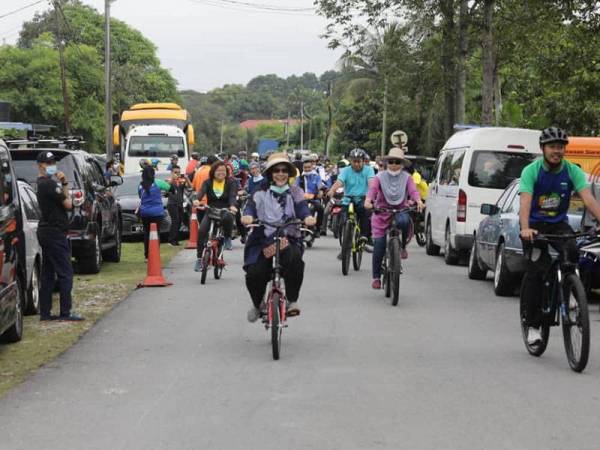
[494, 67, 502, 125]
[440, 0, 456, 137]
[381, 76, 389, 157]
[455, 0, 469, 125]
[481, 0, 496, 125]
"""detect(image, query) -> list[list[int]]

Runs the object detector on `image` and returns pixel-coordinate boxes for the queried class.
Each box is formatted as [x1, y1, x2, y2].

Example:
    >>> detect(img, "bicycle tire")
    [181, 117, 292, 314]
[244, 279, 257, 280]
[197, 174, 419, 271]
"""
[332, 215, 340, 239]
[271, 293, 282, 361]
[214, 241, 224, 280]
[200, 247, 210, 285]
[352, 229, 363, 271]
[519, 289, 550, 357]
[383, 253, 391, 298]
[390, 238, 401, 306]
[561, 274, 590, 372]
[341, 221, 352, 276]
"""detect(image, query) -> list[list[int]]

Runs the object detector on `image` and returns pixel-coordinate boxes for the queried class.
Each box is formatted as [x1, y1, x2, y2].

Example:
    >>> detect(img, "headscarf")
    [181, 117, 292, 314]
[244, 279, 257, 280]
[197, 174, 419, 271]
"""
[378, 170, 410, 206]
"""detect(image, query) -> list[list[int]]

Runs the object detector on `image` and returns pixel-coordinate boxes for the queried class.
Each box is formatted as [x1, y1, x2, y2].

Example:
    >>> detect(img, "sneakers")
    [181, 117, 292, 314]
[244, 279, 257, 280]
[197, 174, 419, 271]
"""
[247, 307, 261, 323]
[40, 315, 58, 322]
[372, 279, 381, 290]
[287, 302, 301, 317]
[337, 252, 342, 260]
[58, 313, 85, 322]
[168, 242, 180, 247]
[364, 245, 374, 254]
[194, 259, 203, 272]
[527, 327, 542, 345]
[400, 248, 408, 259]
[224, 237, 233, 250]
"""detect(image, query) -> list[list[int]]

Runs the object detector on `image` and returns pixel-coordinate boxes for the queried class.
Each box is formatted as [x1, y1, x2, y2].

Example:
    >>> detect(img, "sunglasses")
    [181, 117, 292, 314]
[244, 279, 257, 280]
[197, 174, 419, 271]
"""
[387, 159, 403, 165]
[271, 168, 289, 174]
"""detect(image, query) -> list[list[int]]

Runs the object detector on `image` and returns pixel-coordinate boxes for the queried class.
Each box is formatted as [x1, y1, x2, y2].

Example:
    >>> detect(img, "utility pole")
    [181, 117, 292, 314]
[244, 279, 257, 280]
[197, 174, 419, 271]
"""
[219, 120, 224, 153]
[286, 111, 291, 148]
[54, 1, 71, 134]
[325, 81, 332, 158]
[105, 0, 115, 158]
[380, 76, 388, 157]
[300, 101, 304, 151]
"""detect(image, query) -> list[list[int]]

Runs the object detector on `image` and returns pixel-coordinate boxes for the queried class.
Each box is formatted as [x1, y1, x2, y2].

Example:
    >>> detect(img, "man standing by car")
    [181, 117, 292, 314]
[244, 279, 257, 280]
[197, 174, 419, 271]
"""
[167, 165, 192, 246]
[36, 152, 83, 322]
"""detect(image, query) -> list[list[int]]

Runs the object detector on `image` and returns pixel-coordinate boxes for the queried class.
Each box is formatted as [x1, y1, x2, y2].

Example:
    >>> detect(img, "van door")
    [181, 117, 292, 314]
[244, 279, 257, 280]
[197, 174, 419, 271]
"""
[435, 149, 465, 245]
[426, 152, 445, 245]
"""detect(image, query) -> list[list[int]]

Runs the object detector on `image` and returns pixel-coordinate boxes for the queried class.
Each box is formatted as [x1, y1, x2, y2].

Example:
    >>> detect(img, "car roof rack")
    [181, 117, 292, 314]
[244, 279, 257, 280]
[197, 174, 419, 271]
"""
[4, 135, 86, 150]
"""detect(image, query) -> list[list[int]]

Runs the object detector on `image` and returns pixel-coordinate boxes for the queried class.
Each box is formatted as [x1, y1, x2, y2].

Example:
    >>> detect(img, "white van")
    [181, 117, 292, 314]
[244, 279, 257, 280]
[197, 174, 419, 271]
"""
[425, 127, 542, 264]
[122, 124, 188, 174]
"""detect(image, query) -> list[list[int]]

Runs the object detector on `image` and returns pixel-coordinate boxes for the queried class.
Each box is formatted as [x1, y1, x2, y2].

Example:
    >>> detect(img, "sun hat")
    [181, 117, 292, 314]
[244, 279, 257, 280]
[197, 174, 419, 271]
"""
[264, 152, 295, 175]
[384, 147, 411, 166]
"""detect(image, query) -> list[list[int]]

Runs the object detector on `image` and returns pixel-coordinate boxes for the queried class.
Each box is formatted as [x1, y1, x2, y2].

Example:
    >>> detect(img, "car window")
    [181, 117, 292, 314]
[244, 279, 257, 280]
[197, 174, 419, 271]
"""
[502, 184, 519, 213]
[0, 147, 13, 205]
[430, 156, 442, 184]
[438, 153, 452, 185]
[440, 150, 465, 186]
[116, 176, 141, 197]
[10, 151, 80, 189]
[88, 159, 106, 186]
[20, 185, 39, 220]
[495, 182, 515, 209]
[128, 136, 185, 158]
[468, 151, 537, 189]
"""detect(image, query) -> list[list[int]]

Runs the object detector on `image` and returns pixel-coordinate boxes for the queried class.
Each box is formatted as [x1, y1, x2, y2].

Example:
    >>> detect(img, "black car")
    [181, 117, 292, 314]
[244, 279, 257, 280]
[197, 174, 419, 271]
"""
[0, 140, 27, 343]
[9, 143, 123, 274]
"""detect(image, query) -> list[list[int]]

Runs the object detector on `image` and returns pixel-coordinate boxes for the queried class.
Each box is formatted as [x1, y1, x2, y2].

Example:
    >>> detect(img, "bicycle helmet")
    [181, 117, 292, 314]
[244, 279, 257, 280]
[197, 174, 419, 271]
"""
[540, 127, 569, 146]
[139, 159, 150, 169]
[349, 148, 365, 160]
[170, 154, 178, 160]
[191, 152, 200, 160]
[151, 158, 160, 168]
[200, 156, 208, 165]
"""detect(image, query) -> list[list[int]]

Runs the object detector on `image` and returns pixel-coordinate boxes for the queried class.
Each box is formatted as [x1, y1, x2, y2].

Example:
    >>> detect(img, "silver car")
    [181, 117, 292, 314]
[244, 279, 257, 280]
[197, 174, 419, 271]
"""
[17, 181, 42, 315]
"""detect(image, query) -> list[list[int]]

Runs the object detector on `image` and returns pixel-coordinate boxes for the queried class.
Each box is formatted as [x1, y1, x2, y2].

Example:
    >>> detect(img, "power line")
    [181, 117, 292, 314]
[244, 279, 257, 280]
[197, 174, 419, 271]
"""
[186, 0, 315, 16]
[0, 0, 46, 21]
[212, 0, 313, 12]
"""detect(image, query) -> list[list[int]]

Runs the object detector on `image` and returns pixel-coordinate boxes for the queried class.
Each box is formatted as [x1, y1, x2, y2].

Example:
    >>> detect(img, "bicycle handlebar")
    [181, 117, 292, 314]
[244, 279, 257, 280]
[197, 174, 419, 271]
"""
[373, 206, 416, 214]
[534, 230, 599, 242]
[247, 218, 303, 229]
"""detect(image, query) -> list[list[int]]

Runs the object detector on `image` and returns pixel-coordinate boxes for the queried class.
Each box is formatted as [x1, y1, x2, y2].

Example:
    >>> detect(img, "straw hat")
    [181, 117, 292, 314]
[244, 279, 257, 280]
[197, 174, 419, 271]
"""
[264, 152, 295, 175]
[384, 147, 411, 166]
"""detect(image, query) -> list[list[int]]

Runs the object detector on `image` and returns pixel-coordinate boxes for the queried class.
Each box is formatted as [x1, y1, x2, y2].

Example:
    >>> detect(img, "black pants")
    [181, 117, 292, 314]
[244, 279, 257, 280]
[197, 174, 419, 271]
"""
[197, 212, 234, 258]
[521, 221, 578, 326]
[167, 204, 184, 244]
[142, 216, 163, 259]
[245, 244, 305, 308]
[37, 228, 73, 318]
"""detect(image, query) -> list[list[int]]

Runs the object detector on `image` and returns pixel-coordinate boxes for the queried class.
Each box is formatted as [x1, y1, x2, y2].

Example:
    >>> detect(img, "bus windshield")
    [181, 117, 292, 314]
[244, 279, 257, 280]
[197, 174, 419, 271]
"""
[128, 136, 185, 158]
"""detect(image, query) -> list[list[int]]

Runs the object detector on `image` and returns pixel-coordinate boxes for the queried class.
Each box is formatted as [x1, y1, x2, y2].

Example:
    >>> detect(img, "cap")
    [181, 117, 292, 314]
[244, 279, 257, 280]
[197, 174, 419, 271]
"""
[37, 151, 56, 164]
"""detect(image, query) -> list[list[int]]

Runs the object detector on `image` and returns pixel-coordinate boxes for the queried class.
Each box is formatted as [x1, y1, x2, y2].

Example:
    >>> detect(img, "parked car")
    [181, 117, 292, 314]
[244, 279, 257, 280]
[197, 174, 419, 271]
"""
[17, 181, 42, 315]
[425, 127, 542, 265]
[0, 140, 27, 343]
[468, 179, 583, 296]
[9, 144, 123, 274]
[116, 171, 191, 239]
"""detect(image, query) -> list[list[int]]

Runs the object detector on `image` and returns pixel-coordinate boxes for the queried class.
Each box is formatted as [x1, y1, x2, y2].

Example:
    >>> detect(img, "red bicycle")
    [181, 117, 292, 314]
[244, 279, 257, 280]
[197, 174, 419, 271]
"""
[198, 207, 228, 285]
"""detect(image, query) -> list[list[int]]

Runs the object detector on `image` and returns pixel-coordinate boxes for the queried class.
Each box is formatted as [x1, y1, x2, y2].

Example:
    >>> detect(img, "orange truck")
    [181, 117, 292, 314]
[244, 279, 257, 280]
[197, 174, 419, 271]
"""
[566, 137, 600, 177]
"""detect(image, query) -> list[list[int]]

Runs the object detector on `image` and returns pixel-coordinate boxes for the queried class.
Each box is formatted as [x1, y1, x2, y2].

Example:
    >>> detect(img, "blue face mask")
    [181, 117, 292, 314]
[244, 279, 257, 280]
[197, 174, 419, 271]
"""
[46, 165, 57, 176]
[270, 184, 289, 195]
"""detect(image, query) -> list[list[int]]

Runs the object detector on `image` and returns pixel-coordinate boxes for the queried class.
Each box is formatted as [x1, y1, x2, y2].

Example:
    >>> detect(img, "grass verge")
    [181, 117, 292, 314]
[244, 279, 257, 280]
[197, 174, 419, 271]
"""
[0, 242, 181, 398]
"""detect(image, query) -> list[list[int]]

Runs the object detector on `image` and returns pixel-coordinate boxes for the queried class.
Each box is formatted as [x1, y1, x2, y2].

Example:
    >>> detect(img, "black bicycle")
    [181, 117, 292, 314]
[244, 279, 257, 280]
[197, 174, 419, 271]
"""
[520, 232, 593, 372]
[374, 206, 415, 306]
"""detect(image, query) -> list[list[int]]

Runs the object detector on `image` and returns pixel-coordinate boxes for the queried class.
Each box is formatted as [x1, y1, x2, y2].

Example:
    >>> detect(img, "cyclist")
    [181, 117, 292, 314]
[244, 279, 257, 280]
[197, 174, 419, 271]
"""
[296, 157, 325, 236]
[167, 154, 179, 171]
[247, 161, 265, 194]
[192, 161, 238, 271]
[519, 127, 600, 345]
[241, 152, 316, 322]
[327, 148, 375, 253]
[365, 148, 424, 289]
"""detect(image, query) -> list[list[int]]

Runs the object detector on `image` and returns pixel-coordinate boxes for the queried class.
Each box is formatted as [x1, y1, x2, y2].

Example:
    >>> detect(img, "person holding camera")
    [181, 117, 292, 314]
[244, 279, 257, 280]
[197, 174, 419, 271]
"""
[167, 165, 192, 246]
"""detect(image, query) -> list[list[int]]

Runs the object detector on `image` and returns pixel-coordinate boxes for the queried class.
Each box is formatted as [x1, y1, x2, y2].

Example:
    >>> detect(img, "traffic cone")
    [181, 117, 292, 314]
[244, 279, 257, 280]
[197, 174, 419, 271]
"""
[139, 223, 172, 288]
[186, 207, 199, 249]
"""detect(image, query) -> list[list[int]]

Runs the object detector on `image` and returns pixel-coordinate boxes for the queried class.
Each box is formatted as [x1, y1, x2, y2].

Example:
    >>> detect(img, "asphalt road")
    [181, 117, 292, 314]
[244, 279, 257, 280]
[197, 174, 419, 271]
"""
[2, 236, 600, 450]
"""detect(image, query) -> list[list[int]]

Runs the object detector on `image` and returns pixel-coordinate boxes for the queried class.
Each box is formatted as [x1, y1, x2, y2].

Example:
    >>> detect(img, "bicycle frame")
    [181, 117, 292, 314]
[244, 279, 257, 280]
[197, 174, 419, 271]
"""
[267, 226, 287, 327]
[343, 197, 364, 252]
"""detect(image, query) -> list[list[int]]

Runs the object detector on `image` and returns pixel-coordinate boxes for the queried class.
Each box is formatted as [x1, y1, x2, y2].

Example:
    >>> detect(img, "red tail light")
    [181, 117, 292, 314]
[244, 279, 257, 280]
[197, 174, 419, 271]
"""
[71, 189, 85, 207]
[457, 189, 467, 222]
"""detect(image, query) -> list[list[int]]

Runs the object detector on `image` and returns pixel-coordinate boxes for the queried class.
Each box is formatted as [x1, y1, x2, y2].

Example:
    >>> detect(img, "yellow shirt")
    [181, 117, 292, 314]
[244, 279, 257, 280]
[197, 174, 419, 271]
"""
[213, 180, 225, 198]
[412, 172, 429, 200]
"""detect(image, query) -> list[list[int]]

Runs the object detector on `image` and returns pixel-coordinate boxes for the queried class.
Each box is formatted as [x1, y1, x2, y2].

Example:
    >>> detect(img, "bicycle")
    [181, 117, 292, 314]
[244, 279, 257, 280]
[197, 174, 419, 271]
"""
[248, 218, 310, 360]
[198, 207, 228, 285]
[520, 231, 594, 372]
[340, 196, 366, 276]
[374, 206, 416, 306]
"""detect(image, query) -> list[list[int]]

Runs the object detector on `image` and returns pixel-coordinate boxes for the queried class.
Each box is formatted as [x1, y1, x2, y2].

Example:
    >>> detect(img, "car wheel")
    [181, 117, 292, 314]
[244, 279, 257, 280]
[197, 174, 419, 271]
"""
[77, 232, 102, 274]
[2, 276, 24, 343]
[467, 239, 487, 280]
[493, 242, 515, 296]
[25, 260, 40, 315]
[444, 225, 459, 265]
[102, 222, 122, 263]
[425, 219, 440, 256]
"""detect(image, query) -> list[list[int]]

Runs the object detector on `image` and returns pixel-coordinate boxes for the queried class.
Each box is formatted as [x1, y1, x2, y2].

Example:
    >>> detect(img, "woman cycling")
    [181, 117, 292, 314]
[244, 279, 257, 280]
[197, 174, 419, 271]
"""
[138, 165, 171, 260]
[364, 148, 424, 289]
[193, 161, 238, 271]
[241, 153, 316, 322]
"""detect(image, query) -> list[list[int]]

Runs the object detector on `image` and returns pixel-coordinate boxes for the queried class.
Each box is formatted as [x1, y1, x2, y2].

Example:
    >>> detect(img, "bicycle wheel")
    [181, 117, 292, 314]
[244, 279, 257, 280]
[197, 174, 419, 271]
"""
[383, 253, 391, 298]
[352, 229, 363, 271]
[390, 238, 401, 306]
[341, 221, 353, 276]
[271, 293, 282, 361]
[561, 274, 590, 372]
[214, 240, 224, 280]
[200, 247, 210, 285]
[519, 288, 550, 357]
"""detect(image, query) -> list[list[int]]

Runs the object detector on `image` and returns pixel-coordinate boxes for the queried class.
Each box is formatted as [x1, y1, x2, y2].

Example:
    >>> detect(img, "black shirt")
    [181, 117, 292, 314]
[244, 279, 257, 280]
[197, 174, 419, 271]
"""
[167, 179, 186, 206]
[37, 176, 69, 231]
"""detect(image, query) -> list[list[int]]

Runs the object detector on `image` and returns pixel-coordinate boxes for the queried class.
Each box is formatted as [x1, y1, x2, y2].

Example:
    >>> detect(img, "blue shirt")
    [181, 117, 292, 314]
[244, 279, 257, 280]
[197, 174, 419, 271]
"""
[295, 171, 322, 195]
[338, 165, 375, 204]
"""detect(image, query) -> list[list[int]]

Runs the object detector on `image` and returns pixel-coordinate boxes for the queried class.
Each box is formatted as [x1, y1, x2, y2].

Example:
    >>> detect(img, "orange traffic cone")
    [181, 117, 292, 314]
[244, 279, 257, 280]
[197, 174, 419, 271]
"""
[186, 207, 199, 249]
[139, 223, 172, 288]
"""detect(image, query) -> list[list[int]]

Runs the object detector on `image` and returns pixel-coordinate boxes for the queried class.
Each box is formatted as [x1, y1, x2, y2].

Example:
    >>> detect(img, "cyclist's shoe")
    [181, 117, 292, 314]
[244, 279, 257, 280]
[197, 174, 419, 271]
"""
[247, 307, 261, 323]
[372, 279, 381, 290]
[364, 244, 373, 253]
[337, 252, 342, 260]
[287, 302, 301, 317]
[527, 327, 542, 345]
[194, 259, 203, 272]
[224, 237, 233, 250]
[240, 234, 247, 244]
[401, 248, 408, 259]
[358, 236, 368, 246]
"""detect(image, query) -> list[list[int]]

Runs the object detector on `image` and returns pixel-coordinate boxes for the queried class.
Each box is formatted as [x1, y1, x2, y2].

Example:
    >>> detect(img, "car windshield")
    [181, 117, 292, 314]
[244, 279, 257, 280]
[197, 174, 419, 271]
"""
[10, 151, 80, 189]
[127, 136, 185, 158]
[468, 151, 537, 189]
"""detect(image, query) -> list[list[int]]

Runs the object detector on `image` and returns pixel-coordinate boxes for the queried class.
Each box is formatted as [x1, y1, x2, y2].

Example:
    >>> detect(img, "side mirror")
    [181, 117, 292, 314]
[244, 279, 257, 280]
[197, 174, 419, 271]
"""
[109, 175, 123, 187]
[480, 203, 499, 216]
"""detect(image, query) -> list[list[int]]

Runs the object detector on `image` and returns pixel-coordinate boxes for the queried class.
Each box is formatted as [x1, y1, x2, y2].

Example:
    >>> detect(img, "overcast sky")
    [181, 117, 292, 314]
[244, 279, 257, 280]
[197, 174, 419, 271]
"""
[1, 0, 341, 92]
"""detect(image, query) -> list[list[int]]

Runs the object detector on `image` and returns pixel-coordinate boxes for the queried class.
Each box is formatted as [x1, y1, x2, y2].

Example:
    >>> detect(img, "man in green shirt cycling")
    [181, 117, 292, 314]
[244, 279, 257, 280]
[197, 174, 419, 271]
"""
[519, 127, 600, 345]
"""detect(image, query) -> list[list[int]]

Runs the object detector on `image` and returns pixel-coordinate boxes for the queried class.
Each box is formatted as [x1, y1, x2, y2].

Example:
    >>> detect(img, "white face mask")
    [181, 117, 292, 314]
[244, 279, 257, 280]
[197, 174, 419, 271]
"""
[387, 168, 402, 176]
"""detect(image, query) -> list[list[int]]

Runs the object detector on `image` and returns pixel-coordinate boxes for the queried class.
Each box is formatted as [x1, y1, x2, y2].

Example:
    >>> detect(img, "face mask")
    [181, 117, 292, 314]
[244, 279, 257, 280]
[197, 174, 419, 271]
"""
[46, 165, 57, 176]
[387, 168, 402, 176]
[270, 184, 289, 195]
[253, 175, 263, 182]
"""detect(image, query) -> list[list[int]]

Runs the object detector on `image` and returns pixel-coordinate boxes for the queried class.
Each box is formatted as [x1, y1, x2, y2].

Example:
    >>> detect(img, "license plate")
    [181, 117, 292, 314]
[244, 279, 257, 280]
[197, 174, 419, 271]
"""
[132, 224, 143, 233]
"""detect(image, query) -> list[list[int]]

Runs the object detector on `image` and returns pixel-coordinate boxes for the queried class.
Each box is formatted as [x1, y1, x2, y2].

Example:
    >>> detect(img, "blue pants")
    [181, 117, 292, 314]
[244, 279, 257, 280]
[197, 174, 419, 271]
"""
[372, 212, 410, 279]
[37, 228, 73, 317]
